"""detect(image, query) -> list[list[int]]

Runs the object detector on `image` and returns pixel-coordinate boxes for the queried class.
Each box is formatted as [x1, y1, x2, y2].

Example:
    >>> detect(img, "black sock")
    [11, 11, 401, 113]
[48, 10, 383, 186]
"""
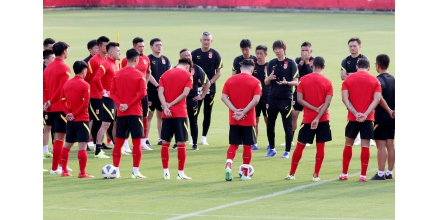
[95, 144, 102, 155]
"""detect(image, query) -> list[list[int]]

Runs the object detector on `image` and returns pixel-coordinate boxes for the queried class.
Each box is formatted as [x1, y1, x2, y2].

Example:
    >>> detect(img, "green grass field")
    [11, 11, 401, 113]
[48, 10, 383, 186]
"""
[43, 10, 395, 220]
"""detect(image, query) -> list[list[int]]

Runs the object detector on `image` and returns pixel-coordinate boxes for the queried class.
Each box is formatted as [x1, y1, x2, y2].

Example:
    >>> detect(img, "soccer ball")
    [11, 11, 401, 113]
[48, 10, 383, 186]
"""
[238, 164, 254, 177]
[101, 164, 117, 179]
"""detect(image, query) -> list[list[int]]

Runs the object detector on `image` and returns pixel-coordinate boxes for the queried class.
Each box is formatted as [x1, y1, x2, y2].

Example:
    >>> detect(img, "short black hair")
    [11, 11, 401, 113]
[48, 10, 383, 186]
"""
[132, 37, 144, 46]
[150, 38, 162, 46]
[313, 56, 325, 69]
[348, 37, 361, 45]
[126, 48, 140, 61]
[97, 36, 110, 46]
[87, 39, 98, 50]
[178, 57, 193, 69]
[301, 41, 312, 47]
[241, 59, 255, 68]
[376, 54, 390, 70]
[240, 39, 251, 48]
[73, 60, 88, 74]
[357, 58, 370, 69]
[255, 45, 267, 54]
[43, 49, 54, 60]
[43, 38, 55, 47]
[52, 41, 69, 56]
[179, 48, 190, 54]
[273, 40, 286, 53]
[106, 42, 120, 52]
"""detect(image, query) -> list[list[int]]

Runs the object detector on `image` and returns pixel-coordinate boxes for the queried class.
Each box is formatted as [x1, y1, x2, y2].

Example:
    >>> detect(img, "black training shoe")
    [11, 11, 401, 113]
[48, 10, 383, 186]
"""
[158, 139, 163, 145]
[192, 144, 199, 150]
[86, 146, 91, 151]
[145, 139, 152, 147]
[385, 174, 393, 179]
[102, 143, 113, 150]
[172, 143, 178, 150]
[370, 173, 386, 180]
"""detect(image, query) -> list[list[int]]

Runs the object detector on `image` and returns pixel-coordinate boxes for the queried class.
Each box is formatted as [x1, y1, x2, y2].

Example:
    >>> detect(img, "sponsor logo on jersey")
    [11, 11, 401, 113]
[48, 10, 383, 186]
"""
[284, 61, 288, 69]
[209, 52, 212, 59]
[162, 57, 166, 64]
[191, 68, 195, 75]
[197, 55, 201, 59]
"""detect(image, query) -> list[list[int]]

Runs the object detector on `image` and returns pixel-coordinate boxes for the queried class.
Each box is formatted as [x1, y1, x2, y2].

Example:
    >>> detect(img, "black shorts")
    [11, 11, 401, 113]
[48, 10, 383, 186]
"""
[141, 95, 149, 117]
[345, 120, 374, 140]
[373, 114, 395, 140]
[43, 111, 51, 126]
[148, 93, 163, 112]
[297, 121, 332, 144]
[116, 115, 144, 139]
[65, 121, 90, 143]
[292, 92, 303, 111]
[89, 98, 102, 121]
[101, 97, 116, 122]
[161, 118, 188, 142]
[47, 111, 67, 133]
[255, 98, 267, 118]
[229, 125, 257, 145]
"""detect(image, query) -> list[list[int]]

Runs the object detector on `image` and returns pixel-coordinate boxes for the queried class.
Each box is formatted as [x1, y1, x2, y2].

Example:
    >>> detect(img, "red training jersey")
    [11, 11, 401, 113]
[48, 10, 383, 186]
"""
[43, 58, 71, 112]
[222, 73, 262, 126]
[297, 73, 333, 123]
[159, 68, 193, 118]
[341, 71, 382, 121]
[84, 53, 105, 84]
[120, 54, 150, 78]
[110, 66, 147, 117]
[60, 76, 90, 122]
[91, 57, 119, 99]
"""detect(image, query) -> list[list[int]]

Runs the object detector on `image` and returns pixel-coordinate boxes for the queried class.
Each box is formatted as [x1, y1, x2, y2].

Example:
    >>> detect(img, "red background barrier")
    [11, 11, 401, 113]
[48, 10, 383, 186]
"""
[43, 0, 395, 10]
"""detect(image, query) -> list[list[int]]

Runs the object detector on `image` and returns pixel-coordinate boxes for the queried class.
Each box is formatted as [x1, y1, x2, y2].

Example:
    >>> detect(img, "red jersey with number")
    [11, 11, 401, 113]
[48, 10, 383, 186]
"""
[43, 58, 71, 112]
[84, 54, 105, 84]
[159, 68, 193, 118]
[110, 66, 147, 116]
[297, 73, 333, 123]
[91, 57, 119, 99]
[60, 76, 90, 122]
[222, 73, 262, 126]
[341, 71, 382, 121]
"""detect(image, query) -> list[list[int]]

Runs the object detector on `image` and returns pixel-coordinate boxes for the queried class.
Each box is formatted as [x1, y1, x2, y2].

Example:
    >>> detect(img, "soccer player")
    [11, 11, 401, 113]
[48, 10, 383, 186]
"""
[92, 42, 120, 158]
[158, 58, 193, 180]
[176, 48, 210, 150]
[232, 39, 257, 75]
[120, 37, 152, 151]
[251, 45, 269, 150]
[191, 31, 223, 145]
[146, 38, 171, 146]
[284, 56, 333, 181]
[43, 49, 55, 70]
[43, 49, 55, 158]
[264, 40, 298, 158]
[370, 54, 395, 180]
[59, 60, 94, 178]
[43, 38, 55, 50]
[83, 39, 99, 63]
[43, 41, 71, 174]
[222, 59, 262, 181]
[110, 48, 148, 179]
[339, 58, 381, 182]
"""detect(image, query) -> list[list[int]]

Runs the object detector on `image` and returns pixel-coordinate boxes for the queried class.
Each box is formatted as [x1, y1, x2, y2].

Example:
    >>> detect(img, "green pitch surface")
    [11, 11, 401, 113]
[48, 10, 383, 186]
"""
[43, 10, 395, 220]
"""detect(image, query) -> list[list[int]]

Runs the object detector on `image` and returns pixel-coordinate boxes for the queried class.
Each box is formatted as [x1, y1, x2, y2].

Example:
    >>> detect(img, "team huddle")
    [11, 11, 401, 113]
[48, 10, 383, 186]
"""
[42, 33, 395, 182]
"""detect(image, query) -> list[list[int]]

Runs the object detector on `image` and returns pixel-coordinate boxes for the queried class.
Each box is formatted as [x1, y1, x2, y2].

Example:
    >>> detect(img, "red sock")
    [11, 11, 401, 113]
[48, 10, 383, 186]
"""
[132, 138, 142, 167]
[78, 149, 87, 175]
[242, 145, 252, 176]
[360, 146, 370, 176]
[60, 147, 70, 173]
[161, 143, 170, 169]
[177, 144, 186, 171]
[342, 145, 352, 174]
[51, 140, 64, 171]
[314, 142, 325, 177]
[112, 137, 125, 167]
[289, 142, 306, 175]
[142, 117, 148, 138]
[226, 145, 238, 169]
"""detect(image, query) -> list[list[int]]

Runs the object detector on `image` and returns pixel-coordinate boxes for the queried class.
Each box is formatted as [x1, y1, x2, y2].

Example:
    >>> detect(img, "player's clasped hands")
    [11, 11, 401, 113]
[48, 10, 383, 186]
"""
[311, 119, 319, 129]
[276, 77, 288, 85]
[43, 101, 51, 111]
[163, 102, 172, 117]
[119, 103, 128, 112]
[65, 113, 74, 121]
[232, 108, 246, 121]
[355, 112, 367, 122]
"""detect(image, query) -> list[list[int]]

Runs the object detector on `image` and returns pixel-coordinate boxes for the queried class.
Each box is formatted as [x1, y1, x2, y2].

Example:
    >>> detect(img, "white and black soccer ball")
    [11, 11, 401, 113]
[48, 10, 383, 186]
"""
[102, 164, 117, 179]
[238, 164, 254, 177]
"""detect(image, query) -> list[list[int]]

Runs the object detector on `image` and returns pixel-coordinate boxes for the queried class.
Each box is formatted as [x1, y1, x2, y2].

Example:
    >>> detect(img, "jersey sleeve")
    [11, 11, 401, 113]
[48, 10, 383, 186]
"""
[72, 85, 90, 117]
[341, 79, 348, 91]
[221, 80, 229, 95]
[84, 58, 95, 83]
[92, 64, 106, 95]
[60, 84, 69, 114]
[166, 57, 171, 70]
[340, 57, 347, 71]
[326, 79, 334, 96]
[215, 50, 223, 70]
[50, 70, 70, 105]
[254, 79, 262, 96]
[127, 74, 147, 107]
[232, 57, 239, 72]
[297, 80, 304, 93]
[374, 78, 382, 93]
[291, 60, 299, 79]
[110, 76, 121, 106]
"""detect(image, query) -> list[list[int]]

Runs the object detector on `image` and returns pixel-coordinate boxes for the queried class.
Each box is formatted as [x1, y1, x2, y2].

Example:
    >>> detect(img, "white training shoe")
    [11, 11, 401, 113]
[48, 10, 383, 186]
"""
[59, 165, 72, 172]
[123, 140, 132, 153]
[201, 136, 209, 145]
[370, 139, 376, 146]
[50, 169, 62, 175]
[354, 133, 361, 145]
[188, 138, 193, 146]
[306, 143, 311, 147]
[122, 149, 131, 155]
[87, 142, 94, 147]
[141, 142, 153, 150]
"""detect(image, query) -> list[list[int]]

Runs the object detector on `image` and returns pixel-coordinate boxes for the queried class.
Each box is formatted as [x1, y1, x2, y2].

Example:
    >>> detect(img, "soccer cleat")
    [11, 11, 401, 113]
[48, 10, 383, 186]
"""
[131, 172, 146, 179]
[173, 143, 178, 149]
[50, 169, 62, 175]
[201, 136, 209, 145]
[121, 149, 131, 156]
[78, 173, 94, 178]
[240, 175, 251, 181]
[142, 145, 153, 150]
[158, 139, 163, 145]
[86, 146, 91, 151]
[59, 165, 72, 172]
[188, 139, 193, 146]
[108, 140, 114, 146]
[145, 139, 152, 147]
[370, 173, 386, 180]
[285, 174, 295, 180]
[306, 143, 311, 147]
[87, 141, 94, 147]
[94, 151, 110, 159]
[115, 170, 121, 179]
[61, 172, 72, 177]
[359, 176, 367, 182]
[281, 151, 290, 158]
[124, 141, 133, 152]
[225, 167, 233, 181]
[43, 152, 53, 158]
[339, 173, 348, 180]
[264, 148, 277, 157]
[102, 143, 112, 150]
[267, 145, 270, 150]
[370, 140, 376, 146]
[192, 144, 199, 150]
[176, 174, 192, 180]
[251, 144, 258, 150]
[312, 177, 321, 182]
[385, 174, 393, 179]
[163, 173, 170, 180]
